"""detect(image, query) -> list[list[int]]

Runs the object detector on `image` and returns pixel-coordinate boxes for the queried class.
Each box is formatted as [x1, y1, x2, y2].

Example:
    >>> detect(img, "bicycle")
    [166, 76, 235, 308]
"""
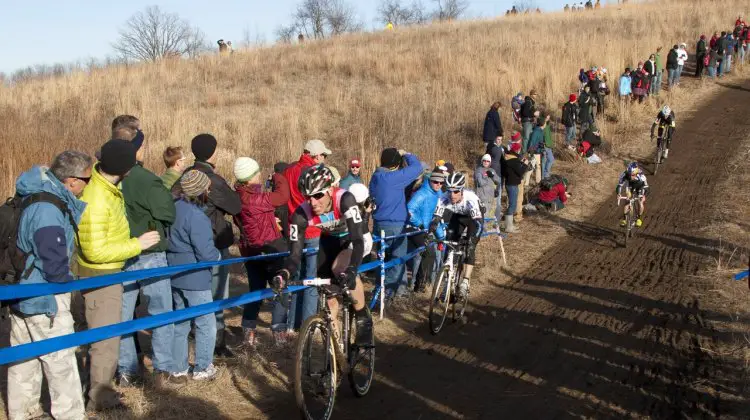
[428, 239, 470, 335]
[284, 278, 375, 420]
[652, 128, 672, 175]
[617, 190, 642, 247]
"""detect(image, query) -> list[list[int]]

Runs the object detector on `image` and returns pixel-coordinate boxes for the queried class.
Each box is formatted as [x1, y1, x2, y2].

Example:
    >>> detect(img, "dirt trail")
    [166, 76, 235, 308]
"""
[323, 83, 750, 419]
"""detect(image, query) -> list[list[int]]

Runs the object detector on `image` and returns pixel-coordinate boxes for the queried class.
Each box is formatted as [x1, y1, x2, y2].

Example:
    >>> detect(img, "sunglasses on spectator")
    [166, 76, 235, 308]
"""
[431, 180, 444, 185]
[351, 166, 360, 169]
[73, 176, 91, 184]
[306, 192, 327, 200]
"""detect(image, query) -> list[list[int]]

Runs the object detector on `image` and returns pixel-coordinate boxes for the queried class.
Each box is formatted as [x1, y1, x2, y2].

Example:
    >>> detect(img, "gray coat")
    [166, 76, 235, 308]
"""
[473, 165, 502, 206]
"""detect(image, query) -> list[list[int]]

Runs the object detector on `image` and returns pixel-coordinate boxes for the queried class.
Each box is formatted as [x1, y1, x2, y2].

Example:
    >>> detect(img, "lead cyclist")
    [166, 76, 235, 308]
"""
[650, 104, 676, 160]
[428, 172, 484, 299]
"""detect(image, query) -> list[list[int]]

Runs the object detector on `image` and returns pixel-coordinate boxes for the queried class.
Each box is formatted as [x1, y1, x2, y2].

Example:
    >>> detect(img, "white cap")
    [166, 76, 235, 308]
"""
[348, 183, 369, 203]
[234, 157, 260, 182]
[304, 139, 332, 156]
[481, 154, 492, 162]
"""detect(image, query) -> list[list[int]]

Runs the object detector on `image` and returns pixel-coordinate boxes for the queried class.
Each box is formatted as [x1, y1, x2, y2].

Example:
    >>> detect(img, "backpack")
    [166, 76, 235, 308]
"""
[539, 174, 565, 191]
[0, 192, 78, 285]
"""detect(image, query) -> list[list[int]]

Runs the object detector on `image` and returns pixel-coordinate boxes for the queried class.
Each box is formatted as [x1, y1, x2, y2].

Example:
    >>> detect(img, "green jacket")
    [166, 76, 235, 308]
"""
[161, 168, 181, 190]
[121, 164, 176, 253]
[654, 52, 663, 71]
[543, 125, 554, 148]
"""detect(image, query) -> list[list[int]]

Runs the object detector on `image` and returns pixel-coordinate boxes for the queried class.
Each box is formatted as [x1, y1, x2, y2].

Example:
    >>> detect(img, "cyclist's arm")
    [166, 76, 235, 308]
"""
[650, 120, 658, 137]
[467, 197, 484, 241]
[340, 192, 365, 270]
[429, 202, 451, 233]
[281, 206, 309, 277]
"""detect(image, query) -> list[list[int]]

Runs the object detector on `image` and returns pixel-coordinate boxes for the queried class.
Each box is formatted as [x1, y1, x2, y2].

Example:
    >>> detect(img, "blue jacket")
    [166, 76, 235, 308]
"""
[619, 75, 632, 96]
[339, 172, 363, 190]
[528, 126, 544, 154]
[13, 166, 86, 316]
[369, 153, 423, 225]
[167, 199, 221, 290]
[407, 181, 441, 229]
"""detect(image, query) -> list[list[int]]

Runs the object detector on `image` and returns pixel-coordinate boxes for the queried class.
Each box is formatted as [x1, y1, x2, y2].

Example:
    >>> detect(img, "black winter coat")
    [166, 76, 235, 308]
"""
[482, 108, 503, 142]
[666, 49, 679, 69]
[520, 97, 536, 121]
[562, 102, 579, 127]
[501, 153, 527, 186]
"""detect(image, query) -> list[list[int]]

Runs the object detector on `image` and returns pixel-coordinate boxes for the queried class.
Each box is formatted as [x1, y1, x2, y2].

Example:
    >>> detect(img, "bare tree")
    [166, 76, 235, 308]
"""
[432, 0, 469, 21]
[513, 0, 539, 12]
[112, 6, 208, 62]
[377, 0, 428, 25]
[276, 0, 361, 42]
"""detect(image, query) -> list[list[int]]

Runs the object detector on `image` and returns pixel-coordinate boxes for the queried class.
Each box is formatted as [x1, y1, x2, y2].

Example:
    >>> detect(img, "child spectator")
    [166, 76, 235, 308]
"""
[161, 146, 187, 189]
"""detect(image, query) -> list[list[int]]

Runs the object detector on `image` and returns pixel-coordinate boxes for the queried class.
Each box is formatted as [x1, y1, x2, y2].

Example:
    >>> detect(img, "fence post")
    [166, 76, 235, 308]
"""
[379, 229, 386, 320]
[498, 234, 507, 267]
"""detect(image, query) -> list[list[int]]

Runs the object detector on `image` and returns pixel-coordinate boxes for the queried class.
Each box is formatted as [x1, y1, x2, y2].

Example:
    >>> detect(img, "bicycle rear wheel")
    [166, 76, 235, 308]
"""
[347, 309, 375, 397]
[429, 267, 452, 335]
[295, 315, 337, 420]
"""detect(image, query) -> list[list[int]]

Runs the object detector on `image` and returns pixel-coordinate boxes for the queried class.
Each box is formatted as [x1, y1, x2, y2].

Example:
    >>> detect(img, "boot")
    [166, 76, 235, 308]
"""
[505, 215, 519, 233]
[214, 330, 234, 358]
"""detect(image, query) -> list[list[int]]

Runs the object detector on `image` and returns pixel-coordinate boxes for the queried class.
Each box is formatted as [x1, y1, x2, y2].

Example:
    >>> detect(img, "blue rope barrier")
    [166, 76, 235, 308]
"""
[735, 270, 749, 281]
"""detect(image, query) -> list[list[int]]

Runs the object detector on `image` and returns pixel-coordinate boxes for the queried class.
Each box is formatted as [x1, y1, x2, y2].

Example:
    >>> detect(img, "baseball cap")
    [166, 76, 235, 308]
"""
[350, 158, 361, 168]
[304, 139, 332, 156]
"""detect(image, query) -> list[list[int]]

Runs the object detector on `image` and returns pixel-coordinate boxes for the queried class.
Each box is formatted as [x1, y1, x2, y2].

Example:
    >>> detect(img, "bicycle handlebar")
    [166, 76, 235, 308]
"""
[287, 278, 331, 286]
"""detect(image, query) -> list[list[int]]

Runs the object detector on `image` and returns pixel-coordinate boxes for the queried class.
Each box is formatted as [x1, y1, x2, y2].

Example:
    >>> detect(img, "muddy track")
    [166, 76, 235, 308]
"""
[323, 81, 750, 420]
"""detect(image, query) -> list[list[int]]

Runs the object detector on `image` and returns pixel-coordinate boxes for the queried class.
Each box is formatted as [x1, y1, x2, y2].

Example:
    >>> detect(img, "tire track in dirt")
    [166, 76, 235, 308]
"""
[328, 81, 750, 419]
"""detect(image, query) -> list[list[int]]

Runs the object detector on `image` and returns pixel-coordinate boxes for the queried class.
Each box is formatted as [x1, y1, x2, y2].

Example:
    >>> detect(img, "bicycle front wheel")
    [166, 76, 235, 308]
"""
[429, 267, 452, 335]
[654, 142, 662, 175]
[347, 309, 375, 397]
[295, 315, 337, 420]
[452, 264, 469, 323]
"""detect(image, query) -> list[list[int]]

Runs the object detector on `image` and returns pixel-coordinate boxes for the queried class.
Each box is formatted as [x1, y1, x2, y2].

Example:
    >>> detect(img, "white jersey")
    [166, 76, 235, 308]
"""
[434, 189, 483, 220]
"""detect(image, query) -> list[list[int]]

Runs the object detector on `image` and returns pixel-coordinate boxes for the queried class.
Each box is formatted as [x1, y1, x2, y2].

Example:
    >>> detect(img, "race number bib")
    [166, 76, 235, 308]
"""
[344, 206, 362, 223]
[289, 224, 299, 242]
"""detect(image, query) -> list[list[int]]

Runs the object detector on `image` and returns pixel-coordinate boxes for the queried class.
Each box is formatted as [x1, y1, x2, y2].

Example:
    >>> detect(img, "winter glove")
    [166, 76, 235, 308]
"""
[272, 269, 290, 293]
[486, 169, 496, 178]
[338, 266, 358, 290]
[494, 189, 500, 198]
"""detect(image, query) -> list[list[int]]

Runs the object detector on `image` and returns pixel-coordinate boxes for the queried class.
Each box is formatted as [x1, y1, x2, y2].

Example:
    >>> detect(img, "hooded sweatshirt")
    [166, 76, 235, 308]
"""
[369, 153, 423, 225]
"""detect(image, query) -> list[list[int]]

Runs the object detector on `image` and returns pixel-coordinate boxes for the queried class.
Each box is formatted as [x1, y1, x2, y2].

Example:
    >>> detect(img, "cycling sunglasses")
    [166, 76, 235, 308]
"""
[306, 192, 327, 200]
[449, 189, 463, 195]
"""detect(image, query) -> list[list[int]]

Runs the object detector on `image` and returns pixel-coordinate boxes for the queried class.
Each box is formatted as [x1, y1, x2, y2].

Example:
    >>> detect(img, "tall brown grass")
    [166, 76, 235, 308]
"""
[0, 0, 746, 197]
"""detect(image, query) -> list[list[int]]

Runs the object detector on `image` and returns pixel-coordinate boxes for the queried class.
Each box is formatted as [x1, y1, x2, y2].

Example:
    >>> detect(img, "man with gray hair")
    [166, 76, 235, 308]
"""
[7, 151, 92, 420]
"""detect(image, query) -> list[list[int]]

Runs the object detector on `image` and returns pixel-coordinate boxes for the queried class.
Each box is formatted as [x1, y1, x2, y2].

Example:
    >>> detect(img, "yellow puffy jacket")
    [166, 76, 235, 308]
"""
[76, 165, 141, 270]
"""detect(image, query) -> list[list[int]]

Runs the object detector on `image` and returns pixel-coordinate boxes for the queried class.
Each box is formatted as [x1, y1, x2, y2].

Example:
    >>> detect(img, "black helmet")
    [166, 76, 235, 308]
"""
[298, 164, 334, 197]
[445, 172, 466, 191]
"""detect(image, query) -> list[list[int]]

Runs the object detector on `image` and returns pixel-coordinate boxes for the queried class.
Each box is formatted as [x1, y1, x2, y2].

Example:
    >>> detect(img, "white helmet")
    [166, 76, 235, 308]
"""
[348, 183, 369, 204]
[661, 105, 671, 116]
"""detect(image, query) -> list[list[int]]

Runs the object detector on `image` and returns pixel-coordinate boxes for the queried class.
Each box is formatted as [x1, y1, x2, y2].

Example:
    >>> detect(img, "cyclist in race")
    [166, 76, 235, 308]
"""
[272, 165, 373, 346]
[428, 172, 484, 300]
[650, 105, 676, 160]
[617, 162, 650, 227]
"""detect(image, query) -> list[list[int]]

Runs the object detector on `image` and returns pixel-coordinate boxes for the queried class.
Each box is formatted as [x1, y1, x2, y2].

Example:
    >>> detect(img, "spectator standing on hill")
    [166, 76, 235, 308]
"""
[511, 93, 524, 126]
[696, 35, 708, 77]
[725, 34, 734, 73]
[562, 94, 579, 149]
[578, 85, 594, 132]
[7, 151, 92, 420]
[173, 134, 241, 357]
[631, 64, 648, 103]
[482, 101, 504, 146]
[644, 54, 657, 94]
[233, 157, 290, 347]
[527, 117, 545, 185]
[161, 146, 188, 190]
[717, 32, 728, 75]
[666, 45, 679, 88]
[485, 135, 506, 223]
[339, 158, 363, 190]
[473, 154, 502, 219]
[77, 139, 160, 412]
[541, 114, 555, 179]
[114, 116, 179, 388]
[501, 142, 527, 233]
[708, 46, 720, 79]
[283, 139, 332, 331]
[618, 68, 632, 101]
[270, 162, 290, 238]
[654, 47, 664, 95]
[168, 170, 222, 382]
[676, 43, 688, 84]
[369, 148, 422, 302]
[520, 90, 539, 153]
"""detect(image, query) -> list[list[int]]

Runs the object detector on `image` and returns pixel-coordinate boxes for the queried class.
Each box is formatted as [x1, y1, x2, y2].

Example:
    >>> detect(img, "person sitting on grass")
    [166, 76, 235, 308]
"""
[536, 175, 570, 212]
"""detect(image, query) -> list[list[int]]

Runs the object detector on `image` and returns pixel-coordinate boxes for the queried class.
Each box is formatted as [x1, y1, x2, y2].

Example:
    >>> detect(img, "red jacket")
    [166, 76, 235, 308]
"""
[234, 173, 290, 255]
[538, 182, 567, 204]
[284, 153, 321, 239]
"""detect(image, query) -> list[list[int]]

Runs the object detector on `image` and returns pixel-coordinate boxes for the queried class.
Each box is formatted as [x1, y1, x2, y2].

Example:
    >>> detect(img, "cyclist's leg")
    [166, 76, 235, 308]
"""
[331, 248, 372, 345]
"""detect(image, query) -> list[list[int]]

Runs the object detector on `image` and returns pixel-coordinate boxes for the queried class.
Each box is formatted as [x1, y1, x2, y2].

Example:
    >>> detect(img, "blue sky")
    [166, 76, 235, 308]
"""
[0, 0, 610, 74]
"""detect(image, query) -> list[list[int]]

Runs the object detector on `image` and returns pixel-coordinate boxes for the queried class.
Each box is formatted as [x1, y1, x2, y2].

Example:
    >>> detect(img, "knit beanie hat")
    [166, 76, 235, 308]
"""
[569, 94, 577, 102]
[511, 132, 521, 141]
[380, 148, 401, 168]
[234, 157, 261, 183]
[180, 170, 211, 197]
[510, 142, 521, 153]
[99, 139, 137, 176]
[191, 134, 218, 161]
[429, 171, 445, 182]
[481, 154, 492, 162]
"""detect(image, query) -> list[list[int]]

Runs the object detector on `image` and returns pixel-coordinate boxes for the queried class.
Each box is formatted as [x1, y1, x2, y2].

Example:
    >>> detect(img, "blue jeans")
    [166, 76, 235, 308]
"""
[726, 55, 733, 72]
[667, 69, 678, 87]
[542, 147, 554, 179]
[521, 122, 534, 153]
[374, 222, 408, 297]
[172, 288, 215, 373]
[676, 65, 684, 84]
[119, 252, 174, 375]
[652, 70, 663, 94]
[287, 236, 320, 330]
[242, 260, 288, 331]
[740, 45, 746, 64]
[718, 59, 725, 75]
[708, 66, 716, 79]
[211, 247, 231, 331]
[505, 185, 519, 216]
[564, 125, 576, 146]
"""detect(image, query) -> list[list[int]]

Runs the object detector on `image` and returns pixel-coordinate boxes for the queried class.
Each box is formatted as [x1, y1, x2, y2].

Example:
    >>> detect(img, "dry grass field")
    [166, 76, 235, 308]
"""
[1, 0, 750, 419]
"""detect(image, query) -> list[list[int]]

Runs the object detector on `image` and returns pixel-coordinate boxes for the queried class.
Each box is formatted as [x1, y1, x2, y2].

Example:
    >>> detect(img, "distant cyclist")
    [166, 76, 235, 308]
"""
[617, 162, 650, 227]
[428, 172, 484, 300]
[650, 105, 676, 160]
[272, 165, 373, 345]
